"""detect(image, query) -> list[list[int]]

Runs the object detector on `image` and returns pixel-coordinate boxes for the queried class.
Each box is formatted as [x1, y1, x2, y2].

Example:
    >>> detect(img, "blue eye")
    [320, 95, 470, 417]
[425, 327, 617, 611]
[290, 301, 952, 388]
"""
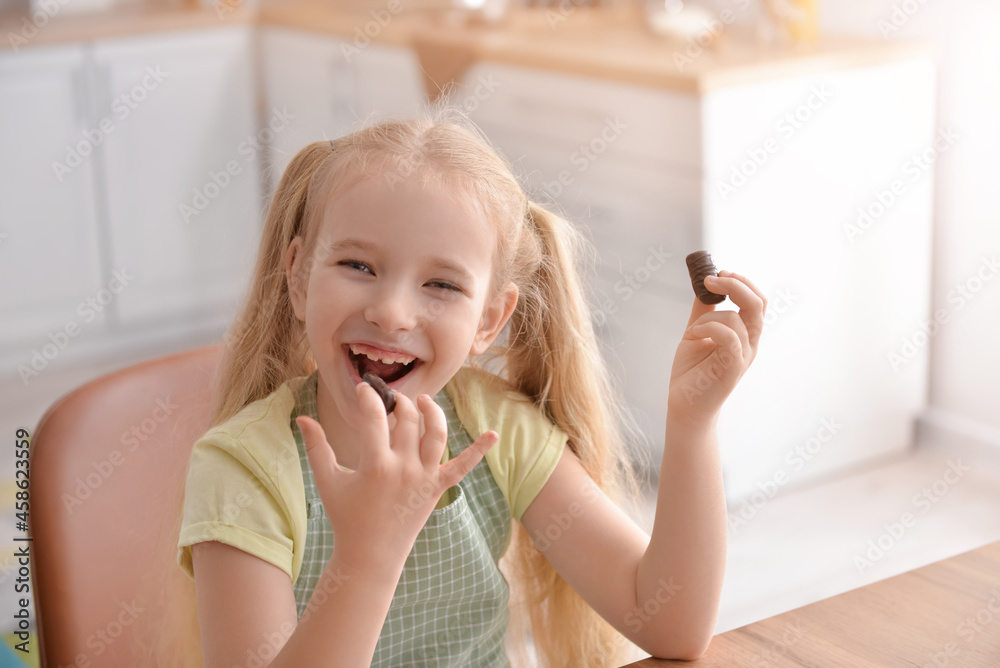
[339, 260, 373, 275]
[427, 281, 461, 292]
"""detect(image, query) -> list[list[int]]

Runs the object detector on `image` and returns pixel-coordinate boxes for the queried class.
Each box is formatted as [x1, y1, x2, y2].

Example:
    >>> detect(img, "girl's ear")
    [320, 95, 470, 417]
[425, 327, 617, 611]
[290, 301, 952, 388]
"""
[284, 236, 308, 322]
[471, 282, 519, 355]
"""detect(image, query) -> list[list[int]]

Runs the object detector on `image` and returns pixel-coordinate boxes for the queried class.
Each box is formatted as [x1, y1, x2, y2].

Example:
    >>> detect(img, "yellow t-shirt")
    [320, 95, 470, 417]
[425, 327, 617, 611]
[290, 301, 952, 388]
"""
[176, 366, 568, 584]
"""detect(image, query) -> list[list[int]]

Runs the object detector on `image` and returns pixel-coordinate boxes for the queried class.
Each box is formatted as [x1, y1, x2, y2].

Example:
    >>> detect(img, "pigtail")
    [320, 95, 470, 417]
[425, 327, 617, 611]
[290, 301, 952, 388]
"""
[212, 141, 337, 426]
[500, 202, 640, 667]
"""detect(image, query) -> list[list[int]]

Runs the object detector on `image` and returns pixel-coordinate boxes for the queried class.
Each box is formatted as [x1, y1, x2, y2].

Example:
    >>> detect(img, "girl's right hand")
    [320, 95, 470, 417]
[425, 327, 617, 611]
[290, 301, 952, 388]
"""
[295, 383, 498, 571]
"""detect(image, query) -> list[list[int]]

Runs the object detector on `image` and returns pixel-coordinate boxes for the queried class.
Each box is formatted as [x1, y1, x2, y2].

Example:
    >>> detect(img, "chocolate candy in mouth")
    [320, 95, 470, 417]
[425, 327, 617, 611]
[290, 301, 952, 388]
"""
[362, 372, 396, 414]
[686, 251, 726, 305]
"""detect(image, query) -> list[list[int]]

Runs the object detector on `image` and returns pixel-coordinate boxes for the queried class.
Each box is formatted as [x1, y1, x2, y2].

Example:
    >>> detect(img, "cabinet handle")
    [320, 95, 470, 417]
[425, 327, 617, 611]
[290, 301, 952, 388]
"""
[510, 93, 609, 127]
[70, 64, 87, 125]
[328, 55, 357, 126]
[95, 63, 112, 120]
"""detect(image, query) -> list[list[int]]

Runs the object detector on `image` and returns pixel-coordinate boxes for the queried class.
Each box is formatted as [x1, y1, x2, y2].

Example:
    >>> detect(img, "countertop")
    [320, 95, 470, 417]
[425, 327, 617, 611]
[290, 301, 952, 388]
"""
[1, 2, 930, 94]
[0, 3, 254, 49]
[621, 540, 1000, 666]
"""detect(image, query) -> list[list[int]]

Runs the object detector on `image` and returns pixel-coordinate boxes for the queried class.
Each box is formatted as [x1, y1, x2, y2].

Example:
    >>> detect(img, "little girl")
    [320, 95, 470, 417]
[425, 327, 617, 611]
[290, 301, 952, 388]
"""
[174, 111, 766, 667]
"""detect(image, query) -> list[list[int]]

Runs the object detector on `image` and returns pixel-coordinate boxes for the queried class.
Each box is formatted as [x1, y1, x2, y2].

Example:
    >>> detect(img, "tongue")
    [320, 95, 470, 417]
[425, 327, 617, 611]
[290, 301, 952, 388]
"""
[358, 356, 406, 382]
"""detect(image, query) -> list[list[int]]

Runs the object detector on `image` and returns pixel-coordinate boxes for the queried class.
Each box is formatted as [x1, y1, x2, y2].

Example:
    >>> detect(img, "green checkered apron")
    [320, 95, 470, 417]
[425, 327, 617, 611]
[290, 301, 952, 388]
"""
[290, 372, 512, 666]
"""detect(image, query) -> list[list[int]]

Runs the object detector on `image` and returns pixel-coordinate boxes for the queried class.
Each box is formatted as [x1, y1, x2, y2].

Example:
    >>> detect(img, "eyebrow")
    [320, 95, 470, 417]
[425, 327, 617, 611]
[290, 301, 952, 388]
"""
[326, 238, 477, 285]
[427, 258, 476, 285]
[325, 238, 379, 256]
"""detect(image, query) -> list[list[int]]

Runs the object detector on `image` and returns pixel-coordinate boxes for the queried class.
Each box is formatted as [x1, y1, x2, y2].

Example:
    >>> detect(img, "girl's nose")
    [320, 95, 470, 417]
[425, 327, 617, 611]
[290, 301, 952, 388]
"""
[363, 285, 419, 333]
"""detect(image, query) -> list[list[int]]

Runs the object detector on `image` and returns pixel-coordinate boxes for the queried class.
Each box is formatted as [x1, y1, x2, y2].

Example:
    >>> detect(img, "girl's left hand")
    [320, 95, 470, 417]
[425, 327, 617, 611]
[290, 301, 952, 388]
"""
[668, 269, 767, 427]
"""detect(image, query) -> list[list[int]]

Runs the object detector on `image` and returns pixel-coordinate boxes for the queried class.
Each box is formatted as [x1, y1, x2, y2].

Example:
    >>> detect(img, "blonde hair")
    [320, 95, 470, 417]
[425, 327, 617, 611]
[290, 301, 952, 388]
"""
[145, 109, 640, 667]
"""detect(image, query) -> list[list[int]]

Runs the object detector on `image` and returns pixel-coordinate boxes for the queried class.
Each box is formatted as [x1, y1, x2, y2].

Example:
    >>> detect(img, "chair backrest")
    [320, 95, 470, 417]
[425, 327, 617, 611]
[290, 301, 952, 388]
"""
[30, 345, 219, 667]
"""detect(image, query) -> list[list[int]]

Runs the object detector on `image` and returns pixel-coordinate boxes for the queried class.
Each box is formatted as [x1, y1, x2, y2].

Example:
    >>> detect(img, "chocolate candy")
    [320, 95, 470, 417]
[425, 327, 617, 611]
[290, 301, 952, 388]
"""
[686, 251, 726, 305]
[363, 372, 396, 414]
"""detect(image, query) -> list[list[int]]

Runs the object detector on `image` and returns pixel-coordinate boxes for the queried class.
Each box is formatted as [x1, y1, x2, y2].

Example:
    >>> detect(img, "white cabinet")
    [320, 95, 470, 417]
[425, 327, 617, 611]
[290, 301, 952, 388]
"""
[454, 58, 936, 502]
[0, 45, 105, 348]
[1, 26, 259, 381]
[259, 26, 427, 190]
[92, 27, 259, 326]
[703, 58, 936, 500]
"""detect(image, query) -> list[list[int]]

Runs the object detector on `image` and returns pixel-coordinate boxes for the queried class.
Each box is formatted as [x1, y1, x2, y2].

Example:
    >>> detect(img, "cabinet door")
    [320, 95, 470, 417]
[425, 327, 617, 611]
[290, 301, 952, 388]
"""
[260, 27, 427, 188]
[92, 26, 259, 328]
[459, 61, 702, 170]
[702, 58, 937, 500]
[260, 27, 352, 185]
[351, 43, 426, 122]
[0, 44, 106, 362]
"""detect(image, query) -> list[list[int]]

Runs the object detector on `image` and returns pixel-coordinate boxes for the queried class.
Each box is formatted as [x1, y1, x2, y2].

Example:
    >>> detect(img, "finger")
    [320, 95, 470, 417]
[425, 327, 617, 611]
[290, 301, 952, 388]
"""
[389, 391, 421, 455]
[685, 293, 718, 330]
[719, 269, 768, 306]
[687, 320, 744, 369]
[355, 382, 390, 466]
[296, 415, 343, 489]
[439, 430, 498, 489]
[416, 394, 448, 468]
[706, 271, 767, 350]
[691, 310, 750, 361]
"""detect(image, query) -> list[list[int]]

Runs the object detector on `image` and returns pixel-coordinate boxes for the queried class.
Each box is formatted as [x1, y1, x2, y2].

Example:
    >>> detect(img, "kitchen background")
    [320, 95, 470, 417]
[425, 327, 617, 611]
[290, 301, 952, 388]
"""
[0, 0, 998, 665]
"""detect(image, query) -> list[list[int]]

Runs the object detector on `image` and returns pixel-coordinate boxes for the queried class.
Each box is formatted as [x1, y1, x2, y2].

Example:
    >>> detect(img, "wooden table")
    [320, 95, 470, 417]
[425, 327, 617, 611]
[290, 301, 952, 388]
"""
[623, 541, 1000, 667]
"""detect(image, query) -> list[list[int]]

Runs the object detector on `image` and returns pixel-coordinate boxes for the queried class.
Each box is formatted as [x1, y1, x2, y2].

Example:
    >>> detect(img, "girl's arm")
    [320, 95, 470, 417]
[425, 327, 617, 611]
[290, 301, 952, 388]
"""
[192, 385, 498, 667]
[192, 539, 405, 668]
[520, 270, 766, 659]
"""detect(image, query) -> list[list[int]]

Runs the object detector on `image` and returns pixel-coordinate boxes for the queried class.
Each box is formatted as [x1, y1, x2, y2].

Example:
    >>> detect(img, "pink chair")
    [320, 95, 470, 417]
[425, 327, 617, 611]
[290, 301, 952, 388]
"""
[29, 345, 219, 667]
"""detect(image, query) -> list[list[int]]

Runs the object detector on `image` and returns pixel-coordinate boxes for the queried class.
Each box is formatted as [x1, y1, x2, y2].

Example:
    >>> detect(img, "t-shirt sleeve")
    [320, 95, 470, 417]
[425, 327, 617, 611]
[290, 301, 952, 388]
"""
[445, 367, 569, 522]
[176, 430, 295, 581]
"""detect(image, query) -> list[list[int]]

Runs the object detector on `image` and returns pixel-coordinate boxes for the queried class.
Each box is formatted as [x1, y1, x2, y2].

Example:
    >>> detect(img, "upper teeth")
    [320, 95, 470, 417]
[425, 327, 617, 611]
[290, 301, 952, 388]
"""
[350, 344, 415, 365]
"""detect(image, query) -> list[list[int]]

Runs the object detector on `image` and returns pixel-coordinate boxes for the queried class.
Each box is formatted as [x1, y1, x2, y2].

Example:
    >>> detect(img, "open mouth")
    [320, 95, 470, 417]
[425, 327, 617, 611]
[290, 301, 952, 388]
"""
[346, 343, 419, 384]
